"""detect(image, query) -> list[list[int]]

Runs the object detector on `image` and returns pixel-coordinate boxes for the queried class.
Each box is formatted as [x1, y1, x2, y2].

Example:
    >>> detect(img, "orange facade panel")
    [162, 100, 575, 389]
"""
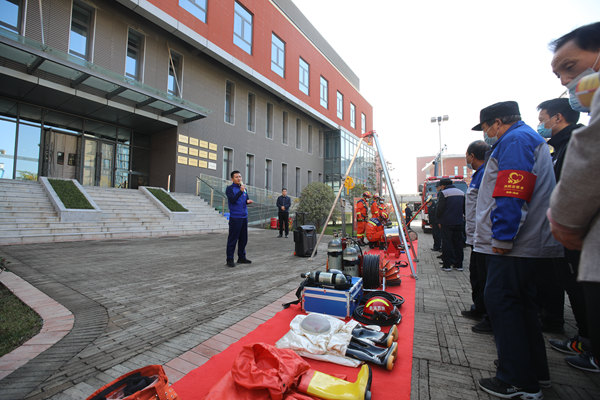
[147, 0, 373, 136]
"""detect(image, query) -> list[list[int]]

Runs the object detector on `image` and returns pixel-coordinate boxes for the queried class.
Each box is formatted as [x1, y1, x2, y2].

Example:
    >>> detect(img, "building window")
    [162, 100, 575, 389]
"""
[319, 130, 323, 157]
[246, 154, 254, 186]
[296, 119, 301, 150]
[271, 33, 285, 77]
[265, 159, 272, 190]
[318, 172, 322, 182]
[308, 170, 312, 184]
[320, 76, 328, 108]
[282, 163, 287, 189]
[337, 91, 343, 120]
[225, 80, 235, 124]
[69, 2, 93, 60]
[266, 103, 273, 139]
[454, 166, 459, 175]
[247, 92, 255, 132]
[179, 0, 206, 23]
[168, 51, 182, 96]
[307, 125, 313, 154]
[463, 166, 467, 176]
[125, 29, 143, 80]
[282, 111, 288, 144]
[233, 1, 252, 54]
[0, 0, 22, 33]
[350, 103, 356, 129]
[295, 167, 301, 195]
[361, 113, 366, 134]
[223, 147, 233, 180]
[299, 57, 309, 95]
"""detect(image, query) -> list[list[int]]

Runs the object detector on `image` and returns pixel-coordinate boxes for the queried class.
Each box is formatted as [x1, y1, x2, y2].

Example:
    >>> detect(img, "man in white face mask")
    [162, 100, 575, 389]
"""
[472, 101, 563, 400]
[548, 22, 600, 374]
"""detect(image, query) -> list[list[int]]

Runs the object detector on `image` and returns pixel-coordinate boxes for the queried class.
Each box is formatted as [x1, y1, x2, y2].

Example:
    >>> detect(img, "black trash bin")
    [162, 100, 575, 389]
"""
[294, 224, 317, 257]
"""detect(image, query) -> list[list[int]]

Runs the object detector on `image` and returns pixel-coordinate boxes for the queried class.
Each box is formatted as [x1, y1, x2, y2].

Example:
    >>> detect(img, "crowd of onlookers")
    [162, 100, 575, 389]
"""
[432, 22, 600, 400]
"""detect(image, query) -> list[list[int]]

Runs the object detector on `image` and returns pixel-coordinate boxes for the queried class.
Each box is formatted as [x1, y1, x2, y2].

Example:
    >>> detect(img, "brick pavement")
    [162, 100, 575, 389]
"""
[1, 227, 600, 399]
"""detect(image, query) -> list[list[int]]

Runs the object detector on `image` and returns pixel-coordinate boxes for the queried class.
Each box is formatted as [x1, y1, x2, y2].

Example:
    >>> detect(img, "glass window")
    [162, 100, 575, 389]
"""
[308, 170, 312, 184]
[320, 76, 328, 108]
[271, 33, 285, 77]
[168, 51, 182, 96]
[318, 130, 323, 157]
[233, 1, 252, 54]
[350, 103, 356, 129]
[15, 122, 41, 181]
[247, 92, 255, 132]
[265, 159, 272, 190]
[179, 0, 207, 23]
[337, 91, 343, 120]
[70, 2, 93, 60]
[463, 165, 467, 176]
[126, 29, 143, 80]
[454, 166, 459, 175]
[0, 117, 16, 179]
[225, 80, 235, 124]
[282, 111, 288, 144]
[266, 103, 273, 139]
[295, 167, 301, 195]
[0, 0, 22, 33]
[223, 147, 233, 179]
[307, 125, 312, 154]
[299, 58, 309, 95]
[295, 118, 301, 150]
[246, 154, 254, 186]
[361, 113, 366, 134]
[281, 163, 287, 189]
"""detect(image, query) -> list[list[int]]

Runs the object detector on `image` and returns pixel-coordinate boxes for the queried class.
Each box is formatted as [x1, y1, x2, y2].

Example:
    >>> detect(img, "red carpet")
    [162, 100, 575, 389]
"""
[173, 242, 417, 399]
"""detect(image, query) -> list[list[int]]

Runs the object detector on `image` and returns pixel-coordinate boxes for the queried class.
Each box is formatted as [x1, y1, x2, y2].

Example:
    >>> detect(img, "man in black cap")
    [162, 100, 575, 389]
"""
[436, 177, 465, 271]
[472, 101, 563, 399]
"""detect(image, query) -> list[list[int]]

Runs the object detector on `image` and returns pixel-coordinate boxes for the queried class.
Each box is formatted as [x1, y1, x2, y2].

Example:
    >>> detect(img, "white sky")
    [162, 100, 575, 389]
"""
[293, 0, 600, 193]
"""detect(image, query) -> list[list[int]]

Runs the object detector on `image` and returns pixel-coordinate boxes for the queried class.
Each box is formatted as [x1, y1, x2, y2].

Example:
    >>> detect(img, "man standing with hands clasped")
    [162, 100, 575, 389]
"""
[225, 171, 253, 268]
[472, 101, 563, 399]
[276, 188, 291, 238]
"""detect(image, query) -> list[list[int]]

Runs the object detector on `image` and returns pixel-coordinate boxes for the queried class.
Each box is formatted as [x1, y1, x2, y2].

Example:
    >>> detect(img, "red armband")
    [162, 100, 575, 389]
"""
[492, 170, 537, 202]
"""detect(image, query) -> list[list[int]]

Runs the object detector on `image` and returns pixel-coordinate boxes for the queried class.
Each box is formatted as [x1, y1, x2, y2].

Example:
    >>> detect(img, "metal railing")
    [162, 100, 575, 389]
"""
[195, 173, 298, 226]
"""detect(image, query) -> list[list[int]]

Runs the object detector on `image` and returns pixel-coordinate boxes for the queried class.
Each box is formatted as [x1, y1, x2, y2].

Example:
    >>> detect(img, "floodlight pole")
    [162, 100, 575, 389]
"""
[431, 115, 448, 175]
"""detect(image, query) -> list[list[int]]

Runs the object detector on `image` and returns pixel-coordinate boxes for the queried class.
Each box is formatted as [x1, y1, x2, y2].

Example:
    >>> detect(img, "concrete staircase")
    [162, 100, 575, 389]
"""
[0, 179, 228, 245]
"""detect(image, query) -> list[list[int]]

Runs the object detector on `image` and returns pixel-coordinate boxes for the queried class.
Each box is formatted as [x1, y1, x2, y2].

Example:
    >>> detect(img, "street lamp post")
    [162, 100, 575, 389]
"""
[430, 115, 449, 176]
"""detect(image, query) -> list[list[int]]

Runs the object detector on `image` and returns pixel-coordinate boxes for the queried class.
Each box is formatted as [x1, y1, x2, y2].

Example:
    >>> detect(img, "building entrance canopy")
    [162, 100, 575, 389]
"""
[0, 30, 209, 133]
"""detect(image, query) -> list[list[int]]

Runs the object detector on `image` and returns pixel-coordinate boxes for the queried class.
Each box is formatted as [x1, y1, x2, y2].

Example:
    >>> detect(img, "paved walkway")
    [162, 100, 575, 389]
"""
[0, 227, 599, 399]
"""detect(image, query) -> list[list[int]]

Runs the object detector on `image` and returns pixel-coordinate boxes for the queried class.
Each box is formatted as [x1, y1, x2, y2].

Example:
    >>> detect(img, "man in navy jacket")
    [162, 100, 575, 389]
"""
[436, 177, 465, 271]
[225, 170, 254, 268]
[276, 188, 291, 238]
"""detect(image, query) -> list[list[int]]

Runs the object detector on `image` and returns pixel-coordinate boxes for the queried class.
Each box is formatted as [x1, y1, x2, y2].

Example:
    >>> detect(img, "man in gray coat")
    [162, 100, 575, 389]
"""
[548, 21, 600, 373]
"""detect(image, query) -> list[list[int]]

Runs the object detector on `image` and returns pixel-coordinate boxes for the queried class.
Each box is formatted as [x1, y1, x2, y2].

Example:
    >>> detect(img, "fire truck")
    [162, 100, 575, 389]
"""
[420, 175, 467, 232]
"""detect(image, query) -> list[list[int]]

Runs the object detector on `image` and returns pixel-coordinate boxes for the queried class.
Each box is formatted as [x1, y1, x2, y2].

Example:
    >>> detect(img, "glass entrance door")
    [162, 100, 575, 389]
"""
[83, 138, 114, 186]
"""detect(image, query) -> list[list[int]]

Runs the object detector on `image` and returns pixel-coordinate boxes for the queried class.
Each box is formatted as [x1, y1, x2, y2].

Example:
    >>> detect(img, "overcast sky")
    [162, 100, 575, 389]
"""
[293, 0, 600, 193]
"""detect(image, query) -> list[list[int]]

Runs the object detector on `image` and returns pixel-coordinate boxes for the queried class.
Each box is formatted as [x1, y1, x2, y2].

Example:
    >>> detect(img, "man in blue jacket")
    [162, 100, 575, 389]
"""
[472, 101, 563, 399]
[225, 170, 254, 268]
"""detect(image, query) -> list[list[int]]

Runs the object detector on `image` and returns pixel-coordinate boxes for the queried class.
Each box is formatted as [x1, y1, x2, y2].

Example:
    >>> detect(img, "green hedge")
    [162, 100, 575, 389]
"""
[147, 188, 188, 212]
[48, 179, 94, 209]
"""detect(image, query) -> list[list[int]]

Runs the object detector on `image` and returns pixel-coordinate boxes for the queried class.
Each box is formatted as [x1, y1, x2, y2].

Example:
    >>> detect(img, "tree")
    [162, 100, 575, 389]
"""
[349, 183, 367, 199]
[296, 182, 337, 232]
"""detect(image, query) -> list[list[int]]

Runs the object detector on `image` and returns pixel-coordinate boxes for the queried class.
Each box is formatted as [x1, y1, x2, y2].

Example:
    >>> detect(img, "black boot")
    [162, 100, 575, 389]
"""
[345, 337, 398, 370]
[351, 324, 398, 348]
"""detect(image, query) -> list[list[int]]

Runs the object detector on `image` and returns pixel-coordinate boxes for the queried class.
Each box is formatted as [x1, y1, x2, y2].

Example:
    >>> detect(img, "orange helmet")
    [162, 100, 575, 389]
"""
[363, 191, 372, 198]
[380, 212, 389, 221]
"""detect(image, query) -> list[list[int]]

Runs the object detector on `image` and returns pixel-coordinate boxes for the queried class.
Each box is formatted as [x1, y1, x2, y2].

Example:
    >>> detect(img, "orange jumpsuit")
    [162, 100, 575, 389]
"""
[370, 200, 380, 219]
[355, 198, 369, 240]
[366, 217, 385, 243]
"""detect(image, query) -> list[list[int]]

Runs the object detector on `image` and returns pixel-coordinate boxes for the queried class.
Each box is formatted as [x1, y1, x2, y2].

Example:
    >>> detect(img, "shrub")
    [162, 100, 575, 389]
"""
[296, 182, 338, 232]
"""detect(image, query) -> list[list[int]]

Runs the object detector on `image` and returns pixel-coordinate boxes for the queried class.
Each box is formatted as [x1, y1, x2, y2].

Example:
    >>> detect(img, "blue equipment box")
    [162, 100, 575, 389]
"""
[302, 277, 363, 318]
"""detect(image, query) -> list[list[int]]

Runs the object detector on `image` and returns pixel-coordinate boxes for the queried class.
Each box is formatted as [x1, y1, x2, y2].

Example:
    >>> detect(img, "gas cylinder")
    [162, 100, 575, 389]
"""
[327, 235, 343, 271]
[342, 245, 360, 277]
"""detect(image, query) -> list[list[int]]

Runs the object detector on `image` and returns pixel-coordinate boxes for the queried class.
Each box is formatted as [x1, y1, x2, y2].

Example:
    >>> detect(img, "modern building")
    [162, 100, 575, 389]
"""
[0, 0, 375, 198]
[416, 154, 473, 191]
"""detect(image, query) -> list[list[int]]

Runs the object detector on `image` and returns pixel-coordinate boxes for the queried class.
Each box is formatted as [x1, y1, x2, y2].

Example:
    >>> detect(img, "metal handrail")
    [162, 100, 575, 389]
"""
[195, 174, 298, 225]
